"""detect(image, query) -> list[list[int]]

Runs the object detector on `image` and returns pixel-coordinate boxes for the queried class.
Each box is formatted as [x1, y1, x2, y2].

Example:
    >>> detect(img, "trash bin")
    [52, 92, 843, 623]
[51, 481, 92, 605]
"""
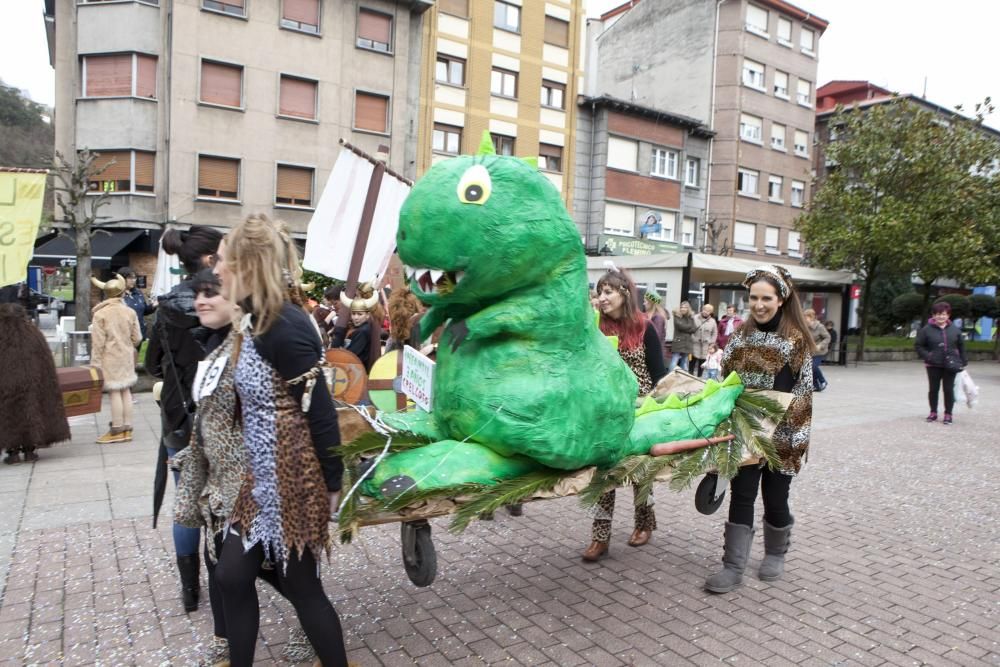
[65, 331, 92, 367]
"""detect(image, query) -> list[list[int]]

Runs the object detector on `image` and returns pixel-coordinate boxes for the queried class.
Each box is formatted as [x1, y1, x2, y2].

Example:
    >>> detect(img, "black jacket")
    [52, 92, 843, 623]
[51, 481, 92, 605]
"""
[122, 288, 155, 340]
[915, 321, 966, 370]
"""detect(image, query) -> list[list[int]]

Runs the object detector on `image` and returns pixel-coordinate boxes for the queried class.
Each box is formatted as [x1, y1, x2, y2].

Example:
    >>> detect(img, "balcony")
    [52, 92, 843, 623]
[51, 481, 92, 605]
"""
[77, 1, 160, 55]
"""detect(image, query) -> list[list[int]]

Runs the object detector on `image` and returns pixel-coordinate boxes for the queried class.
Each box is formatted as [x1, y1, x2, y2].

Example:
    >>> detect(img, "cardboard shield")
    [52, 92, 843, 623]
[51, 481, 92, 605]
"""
[368, 349, 413, 413]
[324, 348, 369, 405]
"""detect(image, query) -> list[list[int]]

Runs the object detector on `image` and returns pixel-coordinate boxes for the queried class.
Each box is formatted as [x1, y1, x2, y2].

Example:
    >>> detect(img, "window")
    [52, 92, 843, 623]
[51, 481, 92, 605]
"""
[607, 136, 638, 171]
[432, 124, 462, 154]
[544, 16, 569, 47]
[738, 168, 759, 196]
[604, 202, 635, 236]
[436, 55, 465, 86]
[88, 150, 154, 194]
[282, 0, 320, 34]
[494, 1, 520, 33]
[768, 175, 783, 202]
[83, 54, 157, 99]
[541, 80, 565, 109]
[685, 158, 700, 187]
[539, 143, 562, 172]
[740, 114, 763, 143]
[765, 226, 779, 253]
[791, 180, 805, 207]
[197, 155, 239, 200]
[357, 9, 392, 53]
[354, 91, 389, 133]
[794, 130, 809, 157]
[797, 79, 812, 107]
[490, 68, 517, 98]
[773, 70, 789, 98]
[788, 231, 802, 256]
[438, 0, 468, 18]
[682, 217, 696, 246]
[278, 75, 318, 120]
[745, 4, 768, 36]
[276, 164, 314, 207]
[651, 148, 678, 179]
[200, 60, 243, 108]
[492, 134, 515, 156]
[742, 59, 765, 91]
[771, 123, 786, 150]
[777, 17, 792, 45]
[734, 222, 756, 250]
[202, 0, 244, 17]
[645, 211, 676, 242]
[800, 27, 815, 55]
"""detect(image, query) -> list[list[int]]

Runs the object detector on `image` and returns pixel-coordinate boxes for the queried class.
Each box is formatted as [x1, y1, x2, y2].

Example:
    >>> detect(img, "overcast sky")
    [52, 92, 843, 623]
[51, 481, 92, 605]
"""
[3, 0, 998, 128]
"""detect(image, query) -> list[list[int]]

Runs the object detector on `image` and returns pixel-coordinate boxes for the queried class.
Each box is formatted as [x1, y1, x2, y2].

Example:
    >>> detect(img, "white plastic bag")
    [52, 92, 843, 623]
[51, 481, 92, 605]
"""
[955, 370, 979, 409]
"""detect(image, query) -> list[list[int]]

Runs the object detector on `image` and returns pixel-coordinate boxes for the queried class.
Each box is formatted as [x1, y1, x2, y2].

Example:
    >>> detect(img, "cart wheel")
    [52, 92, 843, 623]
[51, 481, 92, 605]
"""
[400, 519, 437, 587]
[695, 474, 726, 515]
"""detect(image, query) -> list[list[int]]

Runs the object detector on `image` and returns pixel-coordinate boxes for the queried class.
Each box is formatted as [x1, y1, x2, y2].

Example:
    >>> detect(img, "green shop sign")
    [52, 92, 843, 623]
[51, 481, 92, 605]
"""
[599, 234, 680, 256]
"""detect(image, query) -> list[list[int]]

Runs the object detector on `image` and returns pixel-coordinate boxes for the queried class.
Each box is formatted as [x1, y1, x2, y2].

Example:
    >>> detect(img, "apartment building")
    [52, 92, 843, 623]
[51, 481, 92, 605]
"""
[588, 0, 826, 261]
[42, 0, 431, 279]
[414, 0, 585, 203]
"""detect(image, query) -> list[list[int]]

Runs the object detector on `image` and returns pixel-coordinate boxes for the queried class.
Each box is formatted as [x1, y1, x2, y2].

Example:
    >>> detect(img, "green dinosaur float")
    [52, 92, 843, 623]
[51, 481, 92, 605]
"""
[357, 134, 754, 502]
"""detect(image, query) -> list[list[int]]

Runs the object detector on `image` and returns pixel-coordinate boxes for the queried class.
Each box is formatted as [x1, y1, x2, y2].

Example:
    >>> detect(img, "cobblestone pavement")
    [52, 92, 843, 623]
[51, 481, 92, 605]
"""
[1, 361, 998, 666]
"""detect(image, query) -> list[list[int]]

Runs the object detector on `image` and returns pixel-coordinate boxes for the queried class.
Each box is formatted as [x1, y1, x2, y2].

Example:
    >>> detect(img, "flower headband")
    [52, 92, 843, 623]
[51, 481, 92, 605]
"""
[742, 264, 793, 298]
[644, 291, 662, 304]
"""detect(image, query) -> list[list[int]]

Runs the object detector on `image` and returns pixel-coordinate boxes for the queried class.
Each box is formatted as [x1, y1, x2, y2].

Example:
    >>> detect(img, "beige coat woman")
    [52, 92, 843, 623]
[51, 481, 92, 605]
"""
[691, 308, 719, 360]
[91, 298, 142, 390]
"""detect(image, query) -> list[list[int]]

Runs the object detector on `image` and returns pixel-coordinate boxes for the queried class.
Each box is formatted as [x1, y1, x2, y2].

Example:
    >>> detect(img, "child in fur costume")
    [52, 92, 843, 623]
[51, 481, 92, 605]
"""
[90, 274, 142, 443]
[0, 304, 70, 463]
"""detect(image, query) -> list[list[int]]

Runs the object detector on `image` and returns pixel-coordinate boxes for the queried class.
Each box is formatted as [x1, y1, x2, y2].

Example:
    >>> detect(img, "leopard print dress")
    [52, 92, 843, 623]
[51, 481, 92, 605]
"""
[228, 333, 331, 564]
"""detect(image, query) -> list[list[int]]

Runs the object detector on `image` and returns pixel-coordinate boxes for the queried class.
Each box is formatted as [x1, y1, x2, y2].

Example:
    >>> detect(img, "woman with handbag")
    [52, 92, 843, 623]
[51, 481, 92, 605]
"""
[146, 225, 224, 612]
[914, 301, 967, 425]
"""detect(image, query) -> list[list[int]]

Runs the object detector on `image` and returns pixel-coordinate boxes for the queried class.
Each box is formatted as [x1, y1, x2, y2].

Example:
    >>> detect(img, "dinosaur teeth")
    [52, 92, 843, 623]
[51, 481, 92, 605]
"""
[455, 271, 465, 283]
[404, 265, 416, 279]
[429, 269, 444, 284]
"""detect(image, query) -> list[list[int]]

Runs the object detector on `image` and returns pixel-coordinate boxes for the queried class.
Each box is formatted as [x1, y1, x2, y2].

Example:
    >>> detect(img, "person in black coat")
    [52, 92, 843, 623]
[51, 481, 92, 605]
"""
[914, 301, 967, 425]
[118, 266, 156, 345]
[145, 225, 223, 612]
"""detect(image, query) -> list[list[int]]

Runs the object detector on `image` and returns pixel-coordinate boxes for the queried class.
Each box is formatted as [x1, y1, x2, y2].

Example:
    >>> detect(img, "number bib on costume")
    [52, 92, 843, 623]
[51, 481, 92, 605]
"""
[195, 355, 228, 403]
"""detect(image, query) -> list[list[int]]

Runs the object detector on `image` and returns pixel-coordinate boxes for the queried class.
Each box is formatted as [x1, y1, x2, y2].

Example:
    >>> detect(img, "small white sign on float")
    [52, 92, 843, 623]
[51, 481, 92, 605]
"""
[401, 345, 435, 412]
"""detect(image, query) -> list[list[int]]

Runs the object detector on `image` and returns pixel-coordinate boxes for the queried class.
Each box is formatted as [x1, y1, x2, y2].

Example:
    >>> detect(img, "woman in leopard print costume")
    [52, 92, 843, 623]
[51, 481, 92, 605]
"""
[582, 269, 666, 562]
[211, 215, 347, 667]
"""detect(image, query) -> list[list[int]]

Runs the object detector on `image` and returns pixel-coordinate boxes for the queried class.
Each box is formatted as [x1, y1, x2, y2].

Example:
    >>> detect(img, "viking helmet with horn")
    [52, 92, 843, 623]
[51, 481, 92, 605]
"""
[90, 273, 127, 298]
[340, 282, 380, 313]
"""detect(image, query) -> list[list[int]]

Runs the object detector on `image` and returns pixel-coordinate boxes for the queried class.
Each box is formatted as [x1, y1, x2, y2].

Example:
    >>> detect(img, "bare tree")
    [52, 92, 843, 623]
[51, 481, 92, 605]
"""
[50, 150, 112, 331]
[700, 215, 731, 256]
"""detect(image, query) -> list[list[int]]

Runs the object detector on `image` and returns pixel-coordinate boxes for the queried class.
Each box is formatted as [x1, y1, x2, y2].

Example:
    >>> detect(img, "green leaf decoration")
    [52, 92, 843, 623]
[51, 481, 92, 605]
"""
[449, 469, 565, 533]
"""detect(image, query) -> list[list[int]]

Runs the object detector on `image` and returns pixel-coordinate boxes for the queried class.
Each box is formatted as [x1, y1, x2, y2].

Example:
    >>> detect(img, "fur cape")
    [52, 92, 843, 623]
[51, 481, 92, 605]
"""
[91, 298, 142, 390]
[0, 304, 70, 449]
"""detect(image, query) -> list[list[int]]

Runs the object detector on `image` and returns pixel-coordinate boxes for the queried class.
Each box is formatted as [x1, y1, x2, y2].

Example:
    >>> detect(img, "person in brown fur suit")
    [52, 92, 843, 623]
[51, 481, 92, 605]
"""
[90, 274, 142, 443]
[0, 303, 70, 463]
[385, 284, 423, 352]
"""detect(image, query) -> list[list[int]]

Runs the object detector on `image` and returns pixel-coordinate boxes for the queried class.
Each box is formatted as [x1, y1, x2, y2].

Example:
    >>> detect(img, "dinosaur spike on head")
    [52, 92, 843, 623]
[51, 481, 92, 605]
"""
[477, 131, 496, 156]
[520, 156, 539, 170]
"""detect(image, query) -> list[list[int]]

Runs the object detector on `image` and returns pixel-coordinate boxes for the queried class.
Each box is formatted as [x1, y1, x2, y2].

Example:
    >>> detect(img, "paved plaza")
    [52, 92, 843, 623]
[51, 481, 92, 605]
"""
[0, 360, 998, 666]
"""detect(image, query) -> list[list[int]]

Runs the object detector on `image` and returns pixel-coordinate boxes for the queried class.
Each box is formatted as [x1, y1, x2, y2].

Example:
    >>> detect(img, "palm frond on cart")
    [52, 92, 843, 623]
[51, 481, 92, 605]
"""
[450, 469, 567, 533]
[337, 430, 430, 461]
[578, 455, 656, 508]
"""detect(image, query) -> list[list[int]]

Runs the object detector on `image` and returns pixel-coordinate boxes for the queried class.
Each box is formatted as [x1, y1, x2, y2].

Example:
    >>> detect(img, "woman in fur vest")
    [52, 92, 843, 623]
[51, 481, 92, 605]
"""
[90, 274, 142, 444]
[0, 304, 70, 463]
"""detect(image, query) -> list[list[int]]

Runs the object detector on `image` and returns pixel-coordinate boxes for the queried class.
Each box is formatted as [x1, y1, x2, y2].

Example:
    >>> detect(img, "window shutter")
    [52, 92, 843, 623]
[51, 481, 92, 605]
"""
[200, 61, 242, 107]
[438, 0, 467, 17]
[199, 156, 239, 196]
[85, 55, 132, 97]
[276, 165, 313, 205]
[92, 151, 131, 182]
[354, 92, 388, 133]
[358, 10, 391, 44]
[134, 152, 155, 191]
[544, 16, 569, 47]
[136, 55, 157, 99]
[279, 76, 317, 119]
[284, 0, 319, 26]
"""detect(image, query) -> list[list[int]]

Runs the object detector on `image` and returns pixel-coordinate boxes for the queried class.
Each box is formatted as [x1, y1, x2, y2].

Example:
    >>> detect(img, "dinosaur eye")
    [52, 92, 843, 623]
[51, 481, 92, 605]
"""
[456, 164, 492, 205]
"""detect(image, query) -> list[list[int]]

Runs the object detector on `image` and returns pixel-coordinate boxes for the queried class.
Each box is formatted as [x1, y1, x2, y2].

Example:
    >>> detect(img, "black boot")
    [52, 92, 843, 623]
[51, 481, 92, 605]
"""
[176, 554, 201, 612]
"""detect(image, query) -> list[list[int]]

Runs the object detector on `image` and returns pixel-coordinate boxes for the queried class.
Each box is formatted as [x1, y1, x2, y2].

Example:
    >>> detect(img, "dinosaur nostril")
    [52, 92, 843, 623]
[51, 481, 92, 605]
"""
[399, 230, 407, 241]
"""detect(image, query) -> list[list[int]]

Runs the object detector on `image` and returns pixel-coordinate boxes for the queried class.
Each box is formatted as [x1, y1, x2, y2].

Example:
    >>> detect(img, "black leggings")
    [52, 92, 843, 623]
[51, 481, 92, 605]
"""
[204, 530, 283, 639]
[215, 530, 347, 667]
[690, 357, 706, 377]
[728, 464, 793, 528]
[926, 366, 957, 415]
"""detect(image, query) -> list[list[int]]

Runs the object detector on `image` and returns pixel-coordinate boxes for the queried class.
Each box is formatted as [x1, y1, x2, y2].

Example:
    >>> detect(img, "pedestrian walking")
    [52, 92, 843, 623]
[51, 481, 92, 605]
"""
[804, 309, 830, 391]
[824, 320, 839, 363]
[670, 301, 696, 372]
[690, 303, 718, 377]
[704, 264, 814, 593]
[716, 304, 743, 350]
[118, 266, 156, 346]
[146, 225, 224, 613]
[0, 303, 70, 464]
[583, 269, 666, 562]
[90, 274, 142, 444]
[914, 301, 967, 425]
[211, 214, 348, 667]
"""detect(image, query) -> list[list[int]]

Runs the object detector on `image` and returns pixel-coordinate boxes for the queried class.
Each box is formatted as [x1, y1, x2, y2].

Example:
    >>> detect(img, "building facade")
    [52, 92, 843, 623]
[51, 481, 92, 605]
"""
[589, 0, 826, 261]
[414, 0, 585, 202]
[45, 0, 430, 253]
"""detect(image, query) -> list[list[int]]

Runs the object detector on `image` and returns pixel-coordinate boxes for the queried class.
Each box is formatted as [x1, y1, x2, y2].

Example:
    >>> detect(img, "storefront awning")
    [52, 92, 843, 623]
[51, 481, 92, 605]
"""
[587, 252, 855, 286]
[32, 230, 146, 268]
